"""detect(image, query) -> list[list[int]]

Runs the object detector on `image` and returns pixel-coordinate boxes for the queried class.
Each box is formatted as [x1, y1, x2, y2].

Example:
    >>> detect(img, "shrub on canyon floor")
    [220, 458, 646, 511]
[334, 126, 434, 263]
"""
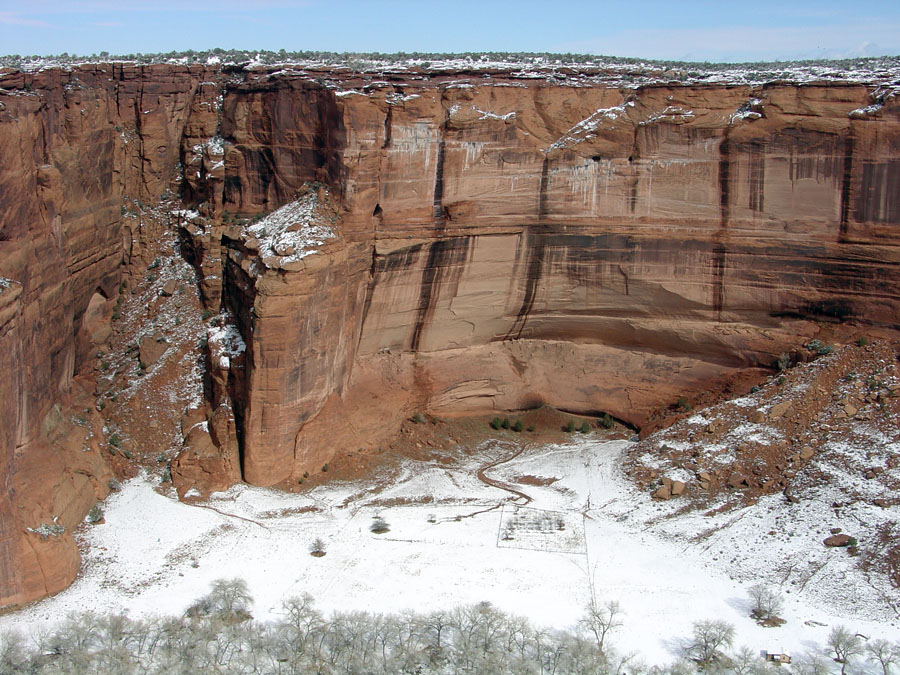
[309, 538, 326, 557]
[490, 417, 502, 430]
[85, 504, 103, 524]
[370, 516, 390, 534]
[512, 419, 524, 432]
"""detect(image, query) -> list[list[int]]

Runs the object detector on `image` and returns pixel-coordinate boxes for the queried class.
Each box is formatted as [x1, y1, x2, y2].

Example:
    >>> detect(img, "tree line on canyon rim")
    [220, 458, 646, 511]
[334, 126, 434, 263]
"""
[2, 48, 898, 77]
[2, 579, 895, 674]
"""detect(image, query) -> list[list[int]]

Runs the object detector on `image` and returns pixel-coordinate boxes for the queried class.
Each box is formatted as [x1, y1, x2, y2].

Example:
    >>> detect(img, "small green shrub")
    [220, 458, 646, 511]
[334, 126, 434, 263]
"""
[776, 352, 793, 371]
[565, 420, 575, 433]
[201, 309, 213, 320]
[109, 433, 121, 448]
[322, 463, 328, 473]
[501, 417, 510, 430]
[490, 417, 502, 430]
[411, 412, 426, 424]
[303, 471, 309, 479]
[512, 419, 523, 433]
[600, 413, 614, 429]
[857, 336, 869, 347]
[86, 504, 103, 523]
[579, 421, 590, 434]
[148, 257, 160, 270]
[676, 397, 691, 412]
[526, 424, 536, 432]
[805, 339, 823, 352]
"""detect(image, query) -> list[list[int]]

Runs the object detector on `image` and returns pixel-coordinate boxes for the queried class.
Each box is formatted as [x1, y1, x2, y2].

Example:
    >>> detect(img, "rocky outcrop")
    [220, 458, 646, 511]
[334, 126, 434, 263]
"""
[0, 64, 221, 608]
[2, 62, 900, 605]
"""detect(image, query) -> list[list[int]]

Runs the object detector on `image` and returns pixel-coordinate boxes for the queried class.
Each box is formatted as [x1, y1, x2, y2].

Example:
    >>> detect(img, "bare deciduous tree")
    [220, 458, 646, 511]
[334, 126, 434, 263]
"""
[747, 583, 784, 622]
[828, 625, 864, 675]
[867, 638, 899, 675]
[688, 619, 735, 665]
[792, 649, 833, 675]
[579, 598, 623, 656]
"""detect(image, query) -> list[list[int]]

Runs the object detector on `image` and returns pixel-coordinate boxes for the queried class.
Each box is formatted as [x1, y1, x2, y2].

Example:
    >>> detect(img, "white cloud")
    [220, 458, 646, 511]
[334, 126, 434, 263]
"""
[11, 0, 316, 12]
[556, 22, 900, 63]
[0, 11, 50, 27]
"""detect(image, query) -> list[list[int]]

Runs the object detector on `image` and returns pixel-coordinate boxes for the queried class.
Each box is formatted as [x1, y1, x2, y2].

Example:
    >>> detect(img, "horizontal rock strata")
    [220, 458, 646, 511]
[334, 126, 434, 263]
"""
[1, 62, 899, 604]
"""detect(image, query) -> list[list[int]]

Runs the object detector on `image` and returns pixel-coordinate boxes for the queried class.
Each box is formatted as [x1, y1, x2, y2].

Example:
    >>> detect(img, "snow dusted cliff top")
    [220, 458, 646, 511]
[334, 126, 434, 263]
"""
[3, 50, 900, 87]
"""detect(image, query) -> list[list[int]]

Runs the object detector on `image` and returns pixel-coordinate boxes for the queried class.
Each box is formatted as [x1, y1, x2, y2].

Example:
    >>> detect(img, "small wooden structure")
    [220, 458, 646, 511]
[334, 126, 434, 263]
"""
[764, 649, 791, 664]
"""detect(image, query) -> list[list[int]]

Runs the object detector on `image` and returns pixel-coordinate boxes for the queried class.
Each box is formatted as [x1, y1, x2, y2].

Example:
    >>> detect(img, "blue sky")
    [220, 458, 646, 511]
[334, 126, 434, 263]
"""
[1, 0, 899, 63]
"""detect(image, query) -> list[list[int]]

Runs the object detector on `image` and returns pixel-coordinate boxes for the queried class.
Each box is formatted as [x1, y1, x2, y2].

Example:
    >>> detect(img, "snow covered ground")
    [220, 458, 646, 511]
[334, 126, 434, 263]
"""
[2, 438, 897, 669]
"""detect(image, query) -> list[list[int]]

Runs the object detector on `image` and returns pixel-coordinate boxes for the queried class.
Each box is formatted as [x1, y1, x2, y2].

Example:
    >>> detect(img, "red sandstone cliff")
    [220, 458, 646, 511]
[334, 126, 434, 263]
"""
[1, 61, 899, 607]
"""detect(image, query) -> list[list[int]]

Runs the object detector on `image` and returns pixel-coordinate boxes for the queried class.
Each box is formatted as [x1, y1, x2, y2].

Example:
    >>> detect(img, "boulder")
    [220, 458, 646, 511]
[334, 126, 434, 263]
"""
[769, 402, 792, 420]
[727, 473, 748, 488]
[160, 279, 177, 297]
[824, 534, 852, 547]
[652, 485, 671, 500]
[139, 333, 168, 367]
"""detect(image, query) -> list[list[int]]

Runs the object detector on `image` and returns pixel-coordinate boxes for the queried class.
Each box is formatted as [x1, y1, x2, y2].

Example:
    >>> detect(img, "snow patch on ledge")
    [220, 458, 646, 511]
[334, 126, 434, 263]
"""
[849, 85, 898, 118]
[641, 105, 695, 125]
[547, 102, 634, 151]
[385, 92, 420, 105]
[474, 106, 515, 121]
[192, 135, 225, 155]
[244, 189, 337, 267]
[730, 97, 764, 124]
[208, 318, 246, 371]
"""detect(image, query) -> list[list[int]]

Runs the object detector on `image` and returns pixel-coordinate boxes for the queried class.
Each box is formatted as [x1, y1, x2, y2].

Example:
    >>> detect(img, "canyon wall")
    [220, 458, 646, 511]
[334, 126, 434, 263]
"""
[195, 71, 900, 486]
[1, 62, 899, 606]
[0, 64, 220, 608]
